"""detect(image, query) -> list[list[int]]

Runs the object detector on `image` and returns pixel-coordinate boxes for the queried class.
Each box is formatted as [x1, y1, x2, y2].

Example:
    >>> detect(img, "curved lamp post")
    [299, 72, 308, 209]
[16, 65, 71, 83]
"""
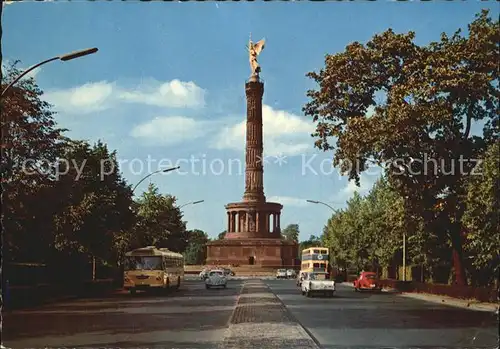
[178, 200, 204, 209]
[132, 166, 180, 193]
[1, 47, 99, 97]
[306, 199, 336, 212]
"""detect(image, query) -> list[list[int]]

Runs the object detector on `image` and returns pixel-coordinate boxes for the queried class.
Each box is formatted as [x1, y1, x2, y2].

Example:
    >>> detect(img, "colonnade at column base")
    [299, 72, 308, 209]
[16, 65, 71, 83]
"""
[224, 201, 283, 239]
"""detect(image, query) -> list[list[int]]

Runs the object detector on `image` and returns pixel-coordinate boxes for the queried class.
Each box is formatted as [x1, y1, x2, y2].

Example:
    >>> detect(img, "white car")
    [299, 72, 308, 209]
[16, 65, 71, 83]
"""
[205, 270, 227, 289]
[301, 272, 335, 297]
[199, 269, 209, 280]
[276, 269, 287, 279]
[286, 269, 296, 278]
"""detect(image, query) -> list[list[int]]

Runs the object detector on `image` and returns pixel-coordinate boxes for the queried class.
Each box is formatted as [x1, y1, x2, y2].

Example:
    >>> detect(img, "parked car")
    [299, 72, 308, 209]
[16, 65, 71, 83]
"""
[199, 269, 209, 280]
[353, 271, 382, 292]
[205, 270, 227, 289]
[286, 269, 296, 279]
[301, 272, 335, 297]
[296, 272, 307, 287]
[276, 269, 287, 279]
[223, 268, 235, 276]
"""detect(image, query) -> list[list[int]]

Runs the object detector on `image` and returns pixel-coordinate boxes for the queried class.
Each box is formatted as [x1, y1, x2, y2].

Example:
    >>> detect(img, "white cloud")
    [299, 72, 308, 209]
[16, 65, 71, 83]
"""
[45, 81, 114, 114]
[211, 105, 315, 156]
[335, 170, 382, 202]
[130, 116, 213, 146]
[119, 79, 206, 108]
[43, 79, 206, 115]
[267, 196, 309, 207]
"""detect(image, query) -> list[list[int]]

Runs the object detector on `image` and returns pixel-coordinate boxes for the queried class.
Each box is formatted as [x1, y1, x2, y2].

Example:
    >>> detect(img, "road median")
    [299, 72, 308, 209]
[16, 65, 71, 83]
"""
[220, 280, 319, 349]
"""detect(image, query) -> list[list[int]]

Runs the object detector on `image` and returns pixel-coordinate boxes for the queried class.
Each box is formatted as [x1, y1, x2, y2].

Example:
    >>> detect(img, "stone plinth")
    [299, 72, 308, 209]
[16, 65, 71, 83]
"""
[206, 238, 298, 268]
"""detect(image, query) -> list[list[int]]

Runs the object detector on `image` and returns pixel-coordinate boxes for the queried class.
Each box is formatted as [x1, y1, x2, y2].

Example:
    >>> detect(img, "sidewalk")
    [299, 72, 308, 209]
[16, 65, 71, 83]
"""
[341, 282, 499, 313]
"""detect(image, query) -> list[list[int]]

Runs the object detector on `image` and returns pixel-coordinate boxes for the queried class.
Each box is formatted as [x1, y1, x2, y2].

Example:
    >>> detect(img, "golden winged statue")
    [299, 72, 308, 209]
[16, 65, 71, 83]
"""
[248, 35, 266, 77]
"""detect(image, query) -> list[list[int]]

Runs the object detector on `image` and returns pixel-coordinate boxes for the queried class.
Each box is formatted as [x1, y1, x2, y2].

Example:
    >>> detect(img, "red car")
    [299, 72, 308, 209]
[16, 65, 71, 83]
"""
[353, 271, 382, 292]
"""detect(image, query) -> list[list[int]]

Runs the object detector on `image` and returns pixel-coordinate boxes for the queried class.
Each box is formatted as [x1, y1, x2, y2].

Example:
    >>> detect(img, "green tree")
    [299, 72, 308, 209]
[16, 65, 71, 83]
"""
[299, 235, 322, 253]
[53, 140, 135, 265]
[304, 11, 499, 285]
[462, 142, 500, 286]
[281, 224, 300, 242]
[132, 183, 187, 252]
[1, 61, 67, 263]
[217, 230, 227, 240]
[183, 229, 209, 265]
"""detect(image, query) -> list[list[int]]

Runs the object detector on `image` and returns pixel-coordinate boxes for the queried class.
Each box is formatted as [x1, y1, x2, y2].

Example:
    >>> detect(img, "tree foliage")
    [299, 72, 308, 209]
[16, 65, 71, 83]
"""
[131, 183, 188, 252]
[299, 235, 321, 252]
[2, 61, 67, 263]
[304, 10, 499, 285]
[52, 140, 135, 262]
[462, 141, 500, 285]
[184, 229, 210, 265]
[322, 179, 404, 271]
[281, 224, 300, 242]
[2, 63, 197, 282]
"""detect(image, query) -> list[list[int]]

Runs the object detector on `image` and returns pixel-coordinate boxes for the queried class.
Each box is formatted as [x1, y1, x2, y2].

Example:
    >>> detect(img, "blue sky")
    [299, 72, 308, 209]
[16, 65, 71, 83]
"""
[3, 2, 498, 241]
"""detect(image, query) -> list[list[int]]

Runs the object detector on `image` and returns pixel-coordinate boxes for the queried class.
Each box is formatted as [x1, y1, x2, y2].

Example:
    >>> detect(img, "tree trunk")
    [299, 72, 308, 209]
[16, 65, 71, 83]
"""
[450, 231, 466, 286]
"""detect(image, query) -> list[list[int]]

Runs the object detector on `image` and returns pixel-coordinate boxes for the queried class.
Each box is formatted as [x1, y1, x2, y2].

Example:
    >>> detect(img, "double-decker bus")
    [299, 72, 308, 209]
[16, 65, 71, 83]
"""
[300, 247, 329, 274]
[123, 246, 184, 294]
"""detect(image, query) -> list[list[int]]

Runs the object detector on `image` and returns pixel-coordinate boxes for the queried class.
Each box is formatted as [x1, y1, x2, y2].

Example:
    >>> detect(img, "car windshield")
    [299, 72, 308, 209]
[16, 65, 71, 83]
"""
[209, 271, 223, 276]
[309, 273, 326, 280]
[124, 256, 162, 271]
[278, 269, 286, 272]
[365, 274, 377, 279]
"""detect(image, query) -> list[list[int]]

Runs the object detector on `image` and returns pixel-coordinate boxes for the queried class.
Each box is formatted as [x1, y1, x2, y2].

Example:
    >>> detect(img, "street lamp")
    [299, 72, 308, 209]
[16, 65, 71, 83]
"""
[132, 166, 180, 193]
[306, 199, 336, 212]
[1, 48, 99, 97]
[178, 200, 204, 209]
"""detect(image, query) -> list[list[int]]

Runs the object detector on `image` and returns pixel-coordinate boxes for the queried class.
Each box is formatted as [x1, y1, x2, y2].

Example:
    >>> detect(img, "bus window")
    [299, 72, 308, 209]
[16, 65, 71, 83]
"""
[313, 249, 320, 254]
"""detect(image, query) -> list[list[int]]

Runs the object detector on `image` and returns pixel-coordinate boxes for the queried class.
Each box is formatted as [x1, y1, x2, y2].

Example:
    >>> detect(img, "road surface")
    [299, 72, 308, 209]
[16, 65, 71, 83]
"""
[2, 279, 498, 348]
[268, 279, 498, 348]
[3, 280, 242, 348]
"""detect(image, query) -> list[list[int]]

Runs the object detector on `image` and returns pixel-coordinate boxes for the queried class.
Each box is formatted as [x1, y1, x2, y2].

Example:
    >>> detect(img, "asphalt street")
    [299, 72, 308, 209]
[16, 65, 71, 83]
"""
[268, 279, 499, 349]
[2, 279, 498, 349]
[2, 280, 243, 349]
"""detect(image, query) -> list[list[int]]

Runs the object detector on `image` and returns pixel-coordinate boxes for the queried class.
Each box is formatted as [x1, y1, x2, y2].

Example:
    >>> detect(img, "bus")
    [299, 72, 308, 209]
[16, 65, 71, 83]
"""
[300, 247, 329, 274]
[123, 246, 184, 294]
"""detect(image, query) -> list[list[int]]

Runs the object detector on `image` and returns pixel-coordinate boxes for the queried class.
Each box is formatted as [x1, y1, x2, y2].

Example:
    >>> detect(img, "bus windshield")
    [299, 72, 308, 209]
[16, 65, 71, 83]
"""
[124, 256, 163, 271]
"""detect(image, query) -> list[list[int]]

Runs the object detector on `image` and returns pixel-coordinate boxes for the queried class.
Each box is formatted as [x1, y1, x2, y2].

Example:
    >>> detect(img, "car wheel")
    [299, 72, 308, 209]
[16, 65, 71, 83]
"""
[329, 291, 335, 297]
[129, 289, 136, 295]
[301, 290, 305, 295]
[306, 290, 311, 297]
[223, 284, 227, 289]
[205, 284, 210, 289]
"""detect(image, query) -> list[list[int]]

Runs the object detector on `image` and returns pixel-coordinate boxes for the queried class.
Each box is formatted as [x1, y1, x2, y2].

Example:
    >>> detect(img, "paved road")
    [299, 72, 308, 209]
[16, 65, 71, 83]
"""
[3, 279, 498, 349]
[268, 279, 499, 349]
[2, 280, 243, 348]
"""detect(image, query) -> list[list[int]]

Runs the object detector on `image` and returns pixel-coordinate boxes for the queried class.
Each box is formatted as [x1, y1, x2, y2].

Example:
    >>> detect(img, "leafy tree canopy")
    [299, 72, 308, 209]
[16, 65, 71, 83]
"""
[304, 10, 499, 285]
[281, 224, 300, 242]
